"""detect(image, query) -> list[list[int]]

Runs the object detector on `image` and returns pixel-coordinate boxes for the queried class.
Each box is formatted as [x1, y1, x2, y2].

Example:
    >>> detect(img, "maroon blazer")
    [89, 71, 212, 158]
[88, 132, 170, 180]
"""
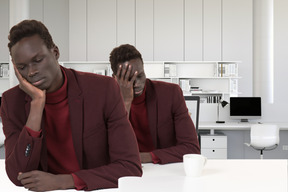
[145, 79, 200, 164]
[0, 67, 142, 190]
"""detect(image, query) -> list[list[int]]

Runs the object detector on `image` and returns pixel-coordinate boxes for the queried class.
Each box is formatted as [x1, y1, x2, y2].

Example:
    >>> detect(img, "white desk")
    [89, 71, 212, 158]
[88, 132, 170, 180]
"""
[119, 160, 288, 192]
[199, 122, 288, 131]
[1, 159, 287, 192]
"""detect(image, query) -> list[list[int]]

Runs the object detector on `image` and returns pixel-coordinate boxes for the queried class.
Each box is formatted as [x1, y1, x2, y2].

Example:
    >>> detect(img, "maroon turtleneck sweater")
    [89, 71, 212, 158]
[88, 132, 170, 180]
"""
[129, 85, 160, 163]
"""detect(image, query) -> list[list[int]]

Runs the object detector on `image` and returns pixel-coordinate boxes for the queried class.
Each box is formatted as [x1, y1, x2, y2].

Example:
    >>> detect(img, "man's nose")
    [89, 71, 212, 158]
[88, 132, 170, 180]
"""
[134, 80, 140, 87]
[28, 64, 38, 77]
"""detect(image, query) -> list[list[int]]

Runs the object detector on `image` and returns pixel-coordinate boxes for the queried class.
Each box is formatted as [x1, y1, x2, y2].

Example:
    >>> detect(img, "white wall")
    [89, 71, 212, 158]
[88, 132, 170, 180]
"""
[0, 0, 9, 62]
[0, 0, 10, 95]
[0, 0, 287, 123]
[264, 0, 288, 122]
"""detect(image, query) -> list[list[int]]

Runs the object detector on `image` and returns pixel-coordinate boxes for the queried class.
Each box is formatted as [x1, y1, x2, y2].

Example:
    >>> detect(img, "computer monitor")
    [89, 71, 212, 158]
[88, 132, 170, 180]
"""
[229, 97, 261, 122]
[184, 96, 200, 144]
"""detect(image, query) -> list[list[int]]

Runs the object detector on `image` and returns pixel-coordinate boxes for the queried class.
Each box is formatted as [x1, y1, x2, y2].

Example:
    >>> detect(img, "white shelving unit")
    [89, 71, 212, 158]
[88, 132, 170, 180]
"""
[144, 61, 241, 103]
[60, 61, 240, 104]
[0, 63, 10, 96]
[60, 61, 112, 76]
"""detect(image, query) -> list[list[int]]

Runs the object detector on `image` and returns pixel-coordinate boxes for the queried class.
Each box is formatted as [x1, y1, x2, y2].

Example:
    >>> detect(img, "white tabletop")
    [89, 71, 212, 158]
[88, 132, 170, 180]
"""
[119, 159, 288, 192]
[1, 159, 287, 192]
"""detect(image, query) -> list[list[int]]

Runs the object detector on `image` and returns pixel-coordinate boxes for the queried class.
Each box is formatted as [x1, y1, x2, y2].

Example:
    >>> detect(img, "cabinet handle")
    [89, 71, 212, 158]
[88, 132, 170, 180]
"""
[212, 139, 215, 141]
[212, 150, 215, 152]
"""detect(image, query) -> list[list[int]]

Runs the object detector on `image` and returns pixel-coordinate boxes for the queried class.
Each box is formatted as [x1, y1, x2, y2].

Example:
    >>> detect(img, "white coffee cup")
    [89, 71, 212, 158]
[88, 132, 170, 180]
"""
[183, 154, 207, 177]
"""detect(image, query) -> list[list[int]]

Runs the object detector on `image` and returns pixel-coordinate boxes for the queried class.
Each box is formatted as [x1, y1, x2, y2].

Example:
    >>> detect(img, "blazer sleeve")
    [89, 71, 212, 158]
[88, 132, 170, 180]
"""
[73, 78, 142, 190]
[152, 85, 200, 164]
[1, 93, 43, 186]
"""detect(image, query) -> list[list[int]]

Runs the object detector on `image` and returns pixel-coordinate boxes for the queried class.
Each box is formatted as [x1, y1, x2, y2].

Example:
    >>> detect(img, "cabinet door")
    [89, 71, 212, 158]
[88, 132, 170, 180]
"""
[29, 0, 44, 22]
[69, 0, 87, 61]
[43, 0, 69, 61]
[154, 0, 184, 61]
[87, 0, 116, 61]
[201, 149, 227, 159]
[135, 0, 154, 61]
[117, 0, 135, 45]
[184, 0, 203, 61]
[201, 135, 227, 148]
[203, 0, 221, 61]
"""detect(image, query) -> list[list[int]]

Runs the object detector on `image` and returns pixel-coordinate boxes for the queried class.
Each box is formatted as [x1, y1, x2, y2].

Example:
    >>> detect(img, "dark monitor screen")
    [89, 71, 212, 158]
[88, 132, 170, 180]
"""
[230, 97, 261, 122]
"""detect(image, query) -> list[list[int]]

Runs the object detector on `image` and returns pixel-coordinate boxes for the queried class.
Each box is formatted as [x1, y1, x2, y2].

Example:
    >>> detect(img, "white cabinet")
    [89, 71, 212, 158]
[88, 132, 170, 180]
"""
[200, 134, 227, 159]
[184, 0, 203, 61]
[135, 0, 154, 61]
[43, 0, 69, 61]
[69, 0, 87, 61]
[203, 0, 222, 61]
[154, 0, 184, 61]
[117, 0, 135, 45]
[29, 0, 70, 61]
[87, 0, 117, 61]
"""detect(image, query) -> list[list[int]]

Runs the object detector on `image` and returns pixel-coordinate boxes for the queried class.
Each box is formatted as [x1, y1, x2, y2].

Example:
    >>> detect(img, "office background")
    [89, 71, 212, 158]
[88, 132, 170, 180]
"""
[0, 0, 288, 159]
[1, 0, 287, 122]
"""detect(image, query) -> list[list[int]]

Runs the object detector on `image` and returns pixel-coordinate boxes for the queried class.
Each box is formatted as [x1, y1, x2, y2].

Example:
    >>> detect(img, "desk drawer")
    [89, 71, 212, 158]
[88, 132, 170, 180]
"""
[201, 149, 227, 159]
[201, 136, 227, 148]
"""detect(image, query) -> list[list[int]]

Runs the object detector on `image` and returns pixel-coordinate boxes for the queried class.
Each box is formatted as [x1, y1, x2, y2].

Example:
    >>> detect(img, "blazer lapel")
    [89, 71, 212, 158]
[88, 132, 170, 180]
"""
[145, 79, 158, 148]
[64, 67, 84, 168]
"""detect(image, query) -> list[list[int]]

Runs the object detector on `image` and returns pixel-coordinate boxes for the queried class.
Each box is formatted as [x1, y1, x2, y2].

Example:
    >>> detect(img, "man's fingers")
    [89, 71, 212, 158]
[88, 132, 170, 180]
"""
[129, 71, 138, 84]
[115, 64, 122, 79]
[18, 171, 33, 180]
[120, 62, 129, 80]
[123, 65, 132, 81]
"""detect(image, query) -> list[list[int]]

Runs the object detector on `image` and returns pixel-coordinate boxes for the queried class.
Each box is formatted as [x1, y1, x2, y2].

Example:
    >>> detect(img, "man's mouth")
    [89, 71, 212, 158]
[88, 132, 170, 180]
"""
[32, 79, 44, 87]
[134, 89, 143, 95]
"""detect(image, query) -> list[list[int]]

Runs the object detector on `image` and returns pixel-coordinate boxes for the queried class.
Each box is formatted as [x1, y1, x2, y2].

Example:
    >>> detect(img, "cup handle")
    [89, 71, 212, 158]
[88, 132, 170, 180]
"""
[203, 156, 207, 166]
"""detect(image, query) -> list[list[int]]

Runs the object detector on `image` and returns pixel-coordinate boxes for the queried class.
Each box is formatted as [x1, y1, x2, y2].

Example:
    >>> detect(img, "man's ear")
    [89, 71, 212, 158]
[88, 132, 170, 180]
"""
[52, 46, 60, 60]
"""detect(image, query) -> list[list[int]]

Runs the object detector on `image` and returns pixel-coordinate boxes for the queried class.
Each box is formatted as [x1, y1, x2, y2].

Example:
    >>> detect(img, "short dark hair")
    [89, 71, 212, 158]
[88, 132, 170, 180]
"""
[109, 44, 143, 74]
[8, 19, 55, 53]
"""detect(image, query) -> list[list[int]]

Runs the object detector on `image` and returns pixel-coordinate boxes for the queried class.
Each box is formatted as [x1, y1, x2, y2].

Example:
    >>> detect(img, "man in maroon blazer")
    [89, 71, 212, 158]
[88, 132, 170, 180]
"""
[109, 44, 200, 164]
[0, 20, 142, 191]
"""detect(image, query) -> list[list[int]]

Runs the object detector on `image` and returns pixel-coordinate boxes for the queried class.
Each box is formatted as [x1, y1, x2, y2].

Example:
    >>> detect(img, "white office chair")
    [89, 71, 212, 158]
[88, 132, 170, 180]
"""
[245, 124, 279, 159]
